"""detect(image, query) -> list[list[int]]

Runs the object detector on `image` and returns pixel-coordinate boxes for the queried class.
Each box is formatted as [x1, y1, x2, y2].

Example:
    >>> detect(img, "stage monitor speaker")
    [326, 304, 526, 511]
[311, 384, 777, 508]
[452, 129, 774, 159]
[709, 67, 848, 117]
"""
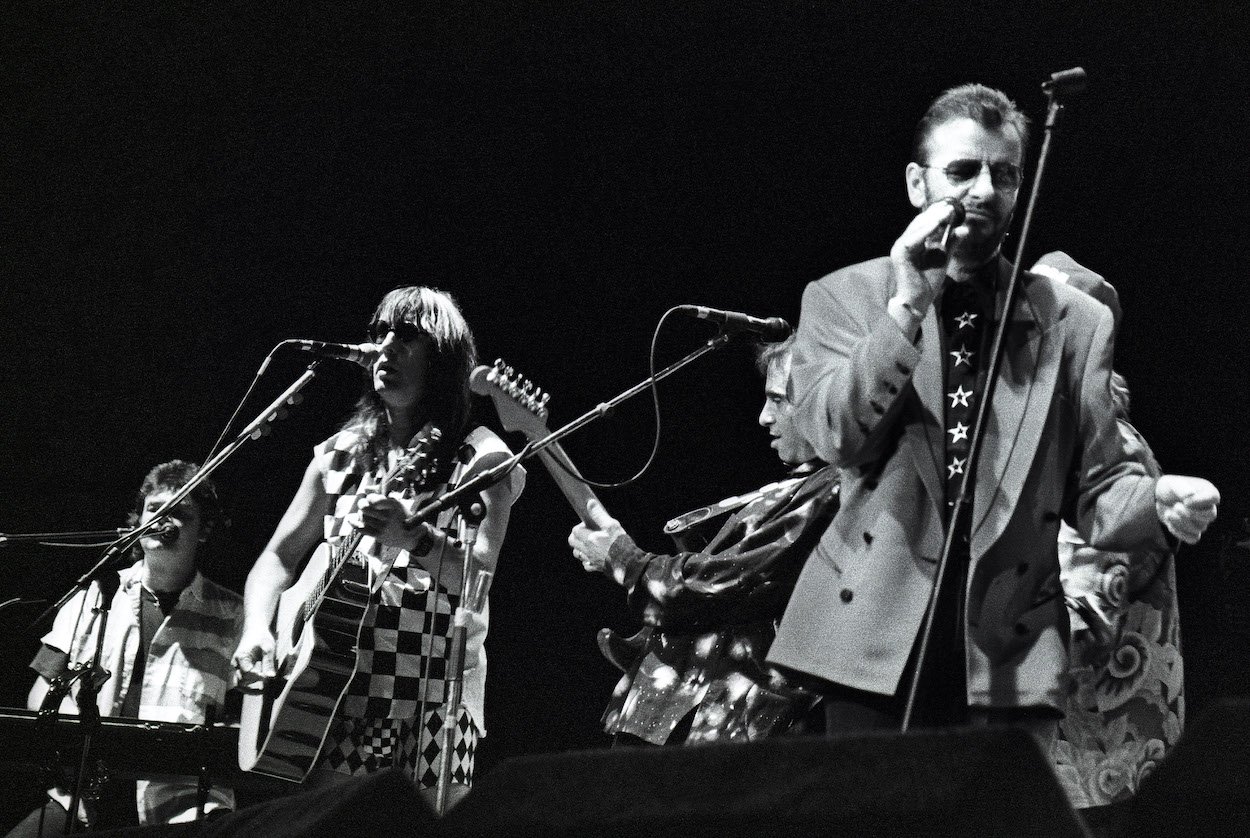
[190, 768, 436, 838]
[442, 727, 1087, 837]
[1123, 695, 1250, 838]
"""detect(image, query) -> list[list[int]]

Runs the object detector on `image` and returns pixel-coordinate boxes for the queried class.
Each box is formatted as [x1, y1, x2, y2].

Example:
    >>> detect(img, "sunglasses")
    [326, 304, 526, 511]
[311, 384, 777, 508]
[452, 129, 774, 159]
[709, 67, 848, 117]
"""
[923, 159, 1022, 191]
[367, 319, 426, 344]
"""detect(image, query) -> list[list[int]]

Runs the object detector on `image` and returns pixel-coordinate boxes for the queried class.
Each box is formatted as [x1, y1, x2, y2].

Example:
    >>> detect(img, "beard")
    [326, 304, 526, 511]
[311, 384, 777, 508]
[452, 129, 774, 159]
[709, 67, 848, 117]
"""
[945, 199, 1013, 265]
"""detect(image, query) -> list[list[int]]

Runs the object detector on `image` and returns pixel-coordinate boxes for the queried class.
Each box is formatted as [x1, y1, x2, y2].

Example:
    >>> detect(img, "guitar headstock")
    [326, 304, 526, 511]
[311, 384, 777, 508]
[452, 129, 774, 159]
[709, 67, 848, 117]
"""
[470, 360, 554, 443]
[388, 426, 443, 493]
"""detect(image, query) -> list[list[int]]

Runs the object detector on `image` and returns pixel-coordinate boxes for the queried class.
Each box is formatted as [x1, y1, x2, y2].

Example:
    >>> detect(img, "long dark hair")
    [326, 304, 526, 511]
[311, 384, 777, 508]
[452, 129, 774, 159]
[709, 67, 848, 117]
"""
[343, 286, 478, 471]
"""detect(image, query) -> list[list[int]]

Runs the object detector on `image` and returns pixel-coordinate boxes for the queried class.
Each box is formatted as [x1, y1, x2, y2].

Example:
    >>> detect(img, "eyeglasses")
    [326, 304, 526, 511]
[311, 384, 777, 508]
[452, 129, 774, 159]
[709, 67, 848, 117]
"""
[367, 319, 425, 344]
[923, 159, 1023, 191]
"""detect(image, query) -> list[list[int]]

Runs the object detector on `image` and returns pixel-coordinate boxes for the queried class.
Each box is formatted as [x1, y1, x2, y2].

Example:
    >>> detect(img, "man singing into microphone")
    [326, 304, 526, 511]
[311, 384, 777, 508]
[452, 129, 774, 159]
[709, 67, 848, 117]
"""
[8, 461, 244, 835]
[766, 84, 1218, 736]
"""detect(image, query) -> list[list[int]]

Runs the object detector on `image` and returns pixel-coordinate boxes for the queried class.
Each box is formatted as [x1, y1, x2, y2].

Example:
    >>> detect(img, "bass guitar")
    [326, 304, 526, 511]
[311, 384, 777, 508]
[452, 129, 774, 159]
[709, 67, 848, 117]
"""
[469, 360, 599, 524]
[238, 429, 442, 782]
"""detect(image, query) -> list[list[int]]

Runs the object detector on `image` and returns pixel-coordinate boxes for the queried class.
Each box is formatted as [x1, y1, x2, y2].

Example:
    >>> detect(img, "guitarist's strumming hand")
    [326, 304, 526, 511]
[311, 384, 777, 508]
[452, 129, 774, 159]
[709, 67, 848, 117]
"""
[569, 499, 631, 583]
[233, 624, 278, 688]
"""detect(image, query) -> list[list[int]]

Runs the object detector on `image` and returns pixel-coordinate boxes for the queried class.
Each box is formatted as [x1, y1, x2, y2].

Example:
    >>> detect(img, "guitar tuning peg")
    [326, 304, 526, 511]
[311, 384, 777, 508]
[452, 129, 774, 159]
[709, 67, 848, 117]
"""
[493, 358, 505, 370]
[287, 393, 304, 406]
[522, 380, 534, 394]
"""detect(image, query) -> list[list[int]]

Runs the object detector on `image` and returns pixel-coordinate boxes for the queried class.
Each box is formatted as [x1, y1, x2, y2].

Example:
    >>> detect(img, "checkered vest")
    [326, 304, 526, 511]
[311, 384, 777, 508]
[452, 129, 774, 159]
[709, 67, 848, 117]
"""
[315, 425, 518, 726]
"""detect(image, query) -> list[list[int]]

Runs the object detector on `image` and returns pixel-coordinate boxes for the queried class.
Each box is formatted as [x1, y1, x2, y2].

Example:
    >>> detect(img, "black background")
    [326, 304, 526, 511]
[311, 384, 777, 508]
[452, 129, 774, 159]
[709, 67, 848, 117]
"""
[2, 0, 1247, 798]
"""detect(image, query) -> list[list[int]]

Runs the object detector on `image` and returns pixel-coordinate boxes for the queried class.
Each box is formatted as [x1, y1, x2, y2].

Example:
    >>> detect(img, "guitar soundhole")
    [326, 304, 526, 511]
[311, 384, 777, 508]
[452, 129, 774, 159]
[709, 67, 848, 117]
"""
[341, 579, 371, 596]
[334, 561, 373, 602]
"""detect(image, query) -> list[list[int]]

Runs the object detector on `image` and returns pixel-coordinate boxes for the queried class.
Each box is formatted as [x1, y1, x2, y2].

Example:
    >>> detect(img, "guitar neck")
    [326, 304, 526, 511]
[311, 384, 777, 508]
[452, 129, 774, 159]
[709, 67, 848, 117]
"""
[303, 452, 415, 618]
[302, 529, 365, 620]
[532, 441, 600, 526]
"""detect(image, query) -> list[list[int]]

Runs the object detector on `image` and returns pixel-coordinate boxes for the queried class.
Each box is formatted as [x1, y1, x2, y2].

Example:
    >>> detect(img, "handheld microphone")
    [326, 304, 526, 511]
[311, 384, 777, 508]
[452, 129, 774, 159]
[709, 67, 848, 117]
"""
[676, 306, 792, 343]
[937, 197, 967, 253]
[293, 340, 379, 368]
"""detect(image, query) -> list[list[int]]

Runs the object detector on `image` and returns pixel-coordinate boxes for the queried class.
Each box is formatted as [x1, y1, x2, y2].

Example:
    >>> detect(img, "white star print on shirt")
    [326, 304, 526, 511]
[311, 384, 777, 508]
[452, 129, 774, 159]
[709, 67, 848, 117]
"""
[955, 311, 978, 330]
[950, 346, 973, 367]
[948, 457, 966, 478]
[948, 421, 969, 443]
[948, 385, 972, 408]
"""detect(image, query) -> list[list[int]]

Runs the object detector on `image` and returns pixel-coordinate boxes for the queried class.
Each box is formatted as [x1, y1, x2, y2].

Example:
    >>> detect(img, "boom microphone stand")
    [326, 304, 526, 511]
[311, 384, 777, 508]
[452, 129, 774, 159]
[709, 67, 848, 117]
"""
[406, 330, 738, 534]
[900, 68, 1088, 731]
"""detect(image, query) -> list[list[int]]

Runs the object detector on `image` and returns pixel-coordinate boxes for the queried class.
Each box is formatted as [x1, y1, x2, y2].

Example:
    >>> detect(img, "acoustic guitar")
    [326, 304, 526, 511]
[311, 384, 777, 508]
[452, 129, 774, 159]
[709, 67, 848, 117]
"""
[238, 429, 441, 782]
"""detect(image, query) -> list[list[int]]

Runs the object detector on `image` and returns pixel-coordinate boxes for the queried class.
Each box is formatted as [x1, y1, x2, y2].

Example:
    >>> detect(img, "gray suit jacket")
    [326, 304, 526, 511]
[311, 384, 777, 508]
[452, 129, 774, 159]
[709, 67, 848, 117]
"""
[767, 256, 1166, 709]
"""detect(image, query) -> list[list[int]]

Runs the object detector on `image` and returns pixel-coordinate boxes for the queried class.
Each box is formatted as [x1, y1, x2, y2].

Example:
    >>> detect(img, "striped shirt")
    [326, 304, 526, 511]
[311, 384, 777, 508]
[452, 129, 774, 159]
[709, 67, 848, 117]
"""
[40, 562, 244, 824]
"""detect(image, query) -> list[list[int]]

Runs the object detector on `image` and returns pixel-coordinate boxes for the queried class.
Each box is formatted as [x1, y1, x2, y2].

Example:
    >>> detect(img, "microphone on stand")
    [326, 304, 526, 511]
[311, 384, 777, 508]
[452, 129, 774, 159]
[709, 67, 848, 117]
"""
[137, 521, 180, 544]
[292, 340, 379, 368]
[676, 306, 792, 343]
[1042, 67, 1087, 97]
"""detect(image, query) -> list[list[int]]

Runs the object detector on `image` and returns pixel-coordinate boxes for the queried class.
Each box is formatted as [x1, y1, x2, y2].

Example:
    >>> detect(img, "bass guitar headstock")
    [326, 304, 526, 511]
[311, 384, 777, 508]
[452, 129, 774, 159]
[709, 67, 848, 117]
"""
[470, 359, 553, 443]
[469, 358, 600, 524]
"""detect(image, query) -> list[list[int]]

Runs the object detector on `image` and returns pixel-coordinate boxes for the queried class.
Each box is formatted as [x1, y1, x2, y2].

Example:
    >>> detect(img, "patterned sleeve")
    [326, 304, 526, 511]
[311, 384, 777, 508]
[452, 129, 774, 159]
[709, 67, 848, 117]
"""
[608, 468, 839, 628]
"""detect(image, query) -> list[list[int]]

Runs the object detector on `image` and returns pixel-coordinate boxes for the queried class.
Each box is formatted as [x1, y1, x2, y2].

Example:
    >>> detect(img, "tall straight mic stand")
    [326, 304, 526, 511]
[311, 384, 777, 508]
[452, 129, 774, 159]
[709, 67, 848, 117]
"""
[900, 68, 1087, 731]
[30, 362, 325, 831]
[433, 495, 488, 817]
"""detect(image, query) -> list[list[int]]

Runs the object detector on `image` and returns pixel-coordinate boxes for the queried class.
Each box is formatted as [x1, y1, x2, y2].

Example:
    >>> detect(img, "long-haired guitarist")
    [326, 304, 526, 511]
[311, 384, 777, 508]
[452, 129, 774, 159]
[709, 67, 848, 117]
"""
[232, 286, 524, 808]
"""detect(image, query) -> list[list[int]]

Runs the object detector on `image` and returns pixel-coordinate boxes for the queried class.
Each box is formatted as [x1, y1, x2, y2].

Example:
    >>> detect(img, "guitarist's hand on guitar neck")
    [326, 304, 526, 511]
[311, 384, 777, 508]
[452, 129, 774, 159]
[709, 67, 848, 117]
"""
[568, 498, 630, 580]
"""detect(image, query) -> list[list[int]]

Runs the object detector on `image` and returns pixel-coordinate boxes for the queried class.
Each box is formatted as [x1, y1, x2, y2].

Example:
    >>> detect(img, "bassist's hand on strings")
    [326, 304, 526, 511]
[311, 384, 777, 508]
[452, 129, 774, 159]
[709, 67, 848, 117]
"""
[569, 498, 629, 578]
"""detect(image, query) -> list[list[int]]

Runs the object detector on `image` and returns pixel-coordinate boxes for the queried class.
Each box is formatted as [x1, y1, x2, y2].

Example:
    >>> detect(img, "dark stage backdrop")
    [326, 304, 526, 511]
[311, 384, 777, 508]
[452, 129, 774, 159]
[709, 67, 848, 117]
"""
[2, 0, 1247, 787]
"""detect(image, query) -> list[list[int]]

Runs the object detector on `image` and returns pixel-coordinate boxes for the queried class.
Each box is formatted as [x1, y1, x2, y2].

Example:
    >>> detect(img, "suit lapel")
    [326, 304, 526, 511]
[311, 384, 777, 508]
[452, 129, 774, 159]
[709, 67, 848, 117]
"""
[910, 304, 947, 518]
[970, 261, 1061, 553]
